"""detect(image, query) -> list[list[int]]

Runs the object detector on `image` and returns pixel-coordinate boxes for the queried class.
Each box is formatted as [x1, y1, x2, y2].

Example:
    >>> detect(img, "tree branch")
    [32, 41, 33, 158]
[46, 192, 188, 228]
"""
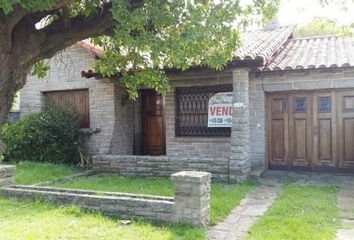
[0, 5, 28, 53]
[38, 3, 114, 61]
[10, 0, 144, 69]
[61, 7, 71, 28]
[35, 0, 145, 62]
[0, 0, 75, 53]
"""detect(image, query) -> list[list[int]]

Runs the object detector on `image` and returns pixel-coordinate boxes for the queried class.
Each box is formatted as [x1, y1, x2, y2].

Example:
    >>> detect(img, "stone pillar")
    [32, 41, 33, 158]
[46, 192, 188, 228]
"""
[0, 165, 15, 187]
[229, 68, 251, 183]
[171, 171, 211, 227]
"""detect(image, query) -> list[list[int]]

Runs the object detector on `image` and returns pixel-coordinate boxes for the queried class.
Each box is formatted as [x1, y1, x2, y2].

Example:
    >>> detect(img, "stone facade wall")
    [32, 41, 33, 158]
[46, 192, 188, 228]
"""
[0, 165, 15, 187]
[108, 84, 134, 155]
[248, 68, 354, 170]
[229, 69, 251, 182]
[2, 171, 211, 226]
[20, 45, 133, 155]
[93, 155, 229, 181]
[258, 68, 354, 92]
[249, 74, 266, 170]
[166, 70, 232, 159]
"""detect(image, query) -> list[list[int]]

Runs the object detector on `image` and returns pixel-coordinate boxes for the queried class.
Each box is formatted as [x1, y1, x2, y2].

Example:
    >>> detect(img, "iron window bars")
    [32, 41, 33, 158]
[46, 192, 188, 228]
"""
[175, 84, 232, 137]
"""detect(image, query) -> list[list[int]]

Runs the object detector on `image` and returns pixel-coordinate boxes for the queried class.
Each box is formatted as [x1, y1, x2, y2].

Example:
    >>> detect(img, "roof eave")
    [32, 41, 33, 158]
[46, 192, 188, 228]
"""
[256, 65, 354, 77]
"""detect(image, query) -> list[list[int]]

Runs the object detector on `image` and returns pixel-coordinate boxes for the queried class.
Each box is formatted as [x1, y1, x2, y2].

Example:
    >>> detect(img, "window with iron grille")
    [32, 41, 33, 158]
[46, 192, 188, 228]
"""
[175, 85, 232, 137]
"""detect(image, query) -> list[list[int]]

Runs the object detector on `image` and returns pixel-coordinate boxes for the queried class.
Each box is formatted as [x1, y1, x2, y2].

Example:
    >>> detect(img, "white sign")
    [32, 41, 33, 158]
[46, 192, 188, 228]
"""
[234, 102, 244, 108]
[208, 92, 233, 128]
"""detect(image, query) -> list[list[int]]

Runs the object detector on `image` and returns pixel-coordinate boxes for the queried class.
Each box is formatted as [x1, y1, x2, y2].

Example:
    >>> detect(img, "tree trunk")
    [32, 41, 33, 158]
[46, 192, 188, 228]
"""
[0, 53, 26, 130]
[0, 1, 138, 132]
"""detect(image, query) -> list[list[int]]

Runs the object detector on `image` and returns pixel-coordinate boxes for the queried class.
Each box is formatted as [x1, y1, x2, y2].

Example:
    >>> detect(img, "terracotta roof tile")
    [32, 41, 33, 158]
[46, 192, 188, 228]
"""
[76, 39, 102, 57]
[264, 36, 354, 71]
[234, 26, 294, 63]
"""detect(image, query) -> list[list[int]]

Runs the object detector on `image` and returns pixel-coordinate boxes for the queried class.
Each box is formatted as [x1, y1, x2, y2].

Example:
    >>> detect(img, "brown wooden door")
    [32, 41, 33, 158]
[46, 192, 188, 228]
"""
[267, 89, 354, 173]
[288, 93, 313, 170]
[337, 90, 354, 171]
[312, 91, 337, 171]
[141, 90, 166, 155]
[267, 93, 289, 169]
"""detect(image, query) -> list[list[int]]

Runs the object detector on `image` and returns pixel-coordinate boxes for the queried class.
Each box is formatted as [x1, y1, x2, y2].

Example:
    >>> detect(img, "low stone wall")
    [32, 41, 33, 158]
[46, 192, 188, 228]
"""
[0, 165, 15, 187]
[1, 171, 211, 226]
[93, 155, 229, 181]
[3, 185, 175, 222]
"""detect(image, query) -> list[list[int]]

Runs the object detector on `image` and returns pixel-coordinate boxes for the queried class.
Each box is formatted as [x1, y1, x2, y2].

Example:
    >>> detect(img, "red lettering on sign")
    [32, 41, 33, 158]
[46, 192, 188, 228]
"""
[221, 107, 227, 115]
[216, 107, 222, 115]
[210, 107, 216, 116]
[209, 107, 234, 116]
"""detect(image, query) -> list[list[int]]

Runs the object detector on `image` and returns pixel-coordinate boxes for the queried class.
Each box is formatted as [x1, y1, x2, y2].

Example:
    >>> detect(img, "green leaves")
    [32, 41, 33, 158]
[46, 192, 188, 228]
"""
[94, 0, 254, 98]
[31, 60, 50, 79]
[0, 0, 56, 13]
[0, 0, 15, 14]
[2, 104, 83, 165]
[1, 0, 280, 99]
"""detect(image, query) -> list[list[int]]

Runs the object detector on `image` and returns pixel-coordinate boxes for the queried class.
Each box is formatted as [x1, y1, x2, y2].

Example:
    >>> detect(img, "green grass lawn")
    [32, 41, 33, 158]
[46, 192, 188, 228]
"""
[13, 161, 81, 185]
[52, 175, 255, 225]
[245, 184, 339, 240]
[0, 197, 204, 240]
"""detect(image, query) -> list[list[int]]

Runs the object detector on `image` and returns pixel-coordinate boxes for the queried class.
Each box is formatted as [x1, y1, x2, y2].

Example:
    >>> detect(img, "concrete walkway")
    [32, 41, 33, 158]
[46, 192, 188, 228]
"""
[262, 170, 354, 187]
[207, 181, 281, 240]
[337, 187, 354, 240]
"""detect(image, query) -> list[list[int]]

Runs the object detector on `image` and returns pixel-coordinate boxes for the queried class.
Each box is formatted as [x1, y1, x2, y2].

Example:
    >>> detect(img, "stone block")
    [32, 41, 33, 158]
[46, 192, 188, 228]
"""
[172, 171, 211, 227]
[174, 182, 193, 195]
[0, 177, 13, 187]
[171, 171, 211, 183]
[0, 165, 15, 187]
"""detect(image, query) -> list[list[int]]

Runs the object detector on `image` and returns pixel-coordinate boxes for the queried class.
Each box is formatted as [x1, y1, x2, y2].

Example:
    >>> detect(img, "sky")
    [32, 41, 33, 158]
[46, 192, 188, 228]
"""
[277, 0, 354, 26]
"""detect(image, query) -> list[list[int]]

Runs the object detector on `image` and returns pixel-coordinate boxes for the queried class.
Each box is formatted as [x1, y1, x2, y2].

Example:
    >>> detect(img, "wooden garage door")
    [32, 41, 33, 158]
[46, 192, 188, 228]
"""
[267, 89, 354, 173]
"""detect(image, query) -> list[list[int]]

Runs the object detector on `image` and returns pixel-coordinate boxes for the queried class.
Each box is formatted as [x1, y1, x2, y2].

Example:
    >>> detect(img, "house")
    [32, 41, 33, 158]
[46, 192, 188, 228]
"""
[20, 26, 354, 182]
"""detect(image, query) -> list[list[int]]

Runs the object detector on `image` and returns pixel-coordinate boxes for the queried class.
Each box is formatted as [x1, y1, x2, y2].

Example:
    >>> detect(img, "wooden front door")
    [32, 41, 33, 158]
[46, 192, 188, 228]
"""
[288, 93, 313, 170]
[141, 90, 166, 155]
[337, 90, 354, 171]
[267, 89, 354, 173]
[312, 91, 337, 171]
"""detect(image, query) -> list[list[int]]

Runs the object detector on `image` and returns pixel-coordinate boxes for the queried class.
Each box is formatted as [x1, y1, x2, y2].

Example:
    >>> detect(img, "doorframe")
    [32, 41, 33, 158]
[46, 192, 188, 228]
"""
[266, 88, 354, 173]
[140, 89, 166, 155]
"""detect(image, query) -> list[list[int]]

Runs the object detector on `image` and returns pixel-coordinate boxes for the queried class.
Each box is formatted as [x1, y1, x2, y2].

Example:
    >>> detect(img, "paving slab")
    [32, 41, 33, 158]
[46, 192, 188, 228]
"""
[262, 170, 354, 187]
[337, 187, 354, 240]
[207, 181, 281, 240]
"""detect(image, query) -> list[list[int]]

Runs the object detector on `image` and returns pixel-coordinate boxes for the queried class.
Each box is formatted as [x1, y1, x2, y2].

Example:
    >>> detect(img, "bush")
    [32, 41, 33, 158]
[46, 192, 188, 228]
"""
[2, 105, 85, 165]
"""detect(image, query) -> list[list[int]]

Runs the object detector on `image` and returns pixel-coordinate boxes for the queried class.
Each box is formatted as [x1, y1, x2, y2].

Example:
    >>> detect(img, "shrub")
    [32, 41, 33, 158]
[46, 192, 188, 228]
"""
[2, 105, 86, 165]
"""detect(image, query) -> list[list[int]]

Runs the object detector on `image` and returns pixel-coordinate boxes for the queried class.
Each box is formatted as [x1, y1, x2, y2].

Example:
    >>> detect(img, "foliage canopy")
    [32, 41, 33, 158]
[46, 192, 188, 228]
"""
[295, 17, 353, 38]
[1, 0, 279, 98]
